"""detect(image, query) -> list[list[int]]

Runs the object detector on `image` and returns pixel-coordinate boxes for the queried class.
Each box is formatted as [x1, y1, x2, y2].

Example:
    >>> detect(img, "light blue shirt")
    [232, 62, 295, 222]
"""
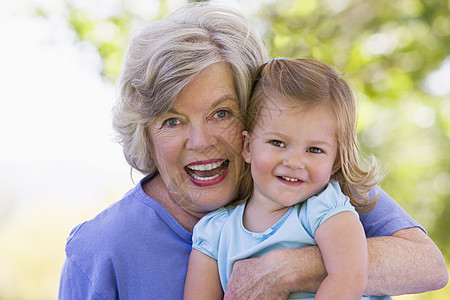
[192, 182, 391, 300]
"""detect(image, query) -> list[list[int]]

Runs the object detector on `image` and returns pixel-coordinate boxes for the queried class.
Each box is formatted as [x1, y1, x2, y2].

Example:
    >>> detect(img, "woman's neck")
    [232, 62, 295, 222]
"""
[142, 174, 200, 232]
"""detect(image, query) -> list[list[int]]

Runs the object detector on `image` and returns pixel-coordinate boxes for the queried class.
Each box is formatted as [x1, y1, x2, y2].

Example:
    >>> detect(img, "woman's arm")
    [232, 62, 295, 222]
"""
[365, 227, 448, 295]
[224, 227, 448, 299]
[184, 249, 223, 300]
[314, 211, 367, 299]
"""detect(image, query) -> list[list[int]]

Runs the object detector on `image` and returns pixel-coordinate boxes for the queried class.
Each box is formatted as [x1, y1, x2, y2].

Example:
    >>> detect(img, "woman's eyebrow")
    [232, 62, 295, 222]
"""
[164, 94, 239, 116]
[166, 107, 181, 115]
[211, 94, 239, 108]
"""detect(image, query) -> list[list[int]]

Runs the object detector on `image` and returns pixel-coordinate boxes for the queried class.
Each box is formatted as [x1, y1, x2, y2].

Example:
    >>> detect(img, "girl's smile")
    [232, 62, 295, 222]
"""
[242, 98, 339, 210]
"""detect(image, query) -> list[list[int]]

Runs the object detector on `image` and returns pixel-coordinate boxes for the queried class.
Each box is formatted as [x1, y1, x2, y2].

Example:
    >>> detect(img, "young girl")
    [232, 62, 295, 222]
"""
[184, 58, 387, 299]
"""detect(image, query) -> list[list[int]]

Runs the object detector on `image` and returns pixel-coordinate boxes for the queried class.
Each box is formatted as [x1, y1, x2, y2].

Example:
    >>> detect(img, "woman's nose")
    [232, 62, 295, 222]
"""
[185, 123, 216, 152]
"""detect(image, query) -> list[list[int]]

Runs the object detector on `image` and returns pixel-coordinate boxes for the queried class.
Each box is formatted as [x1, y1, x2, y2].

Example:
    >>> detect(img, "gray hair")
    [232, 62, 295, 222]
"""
[112, 3, 269, 174]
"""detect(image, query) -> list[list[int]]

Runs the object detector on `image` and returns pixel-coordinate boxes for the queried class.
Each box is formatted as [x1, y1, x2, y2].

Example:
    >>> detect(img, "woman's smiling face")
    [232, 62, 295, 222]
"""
[147, 62, 244, 216]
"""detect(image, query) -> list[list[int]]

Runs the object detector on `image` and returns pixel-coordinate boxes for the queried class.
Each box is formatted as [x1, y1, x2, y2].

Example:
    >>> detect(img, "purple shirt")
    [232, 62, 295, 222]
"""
[58, 175, 422, 299]
[360, 186, 423, 237]
[59, 173, 192, 299]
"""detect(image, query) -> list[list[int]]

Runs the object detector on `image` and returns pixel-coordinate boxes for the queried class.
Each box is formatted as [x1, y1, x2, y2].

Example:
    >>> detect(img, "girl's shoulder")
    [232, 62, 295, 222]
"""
[306, 181, 351, 209]
[299, 182, 358, 237]
[192, 203, 244, 259]
[195, 203, 242, 232]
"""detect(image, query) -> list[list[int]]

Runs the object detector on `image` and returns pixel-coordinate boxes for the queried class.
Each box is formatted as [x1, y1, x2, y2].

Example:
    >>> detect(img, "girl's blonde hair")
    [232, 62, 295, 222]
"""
[244, 58, 382, 213]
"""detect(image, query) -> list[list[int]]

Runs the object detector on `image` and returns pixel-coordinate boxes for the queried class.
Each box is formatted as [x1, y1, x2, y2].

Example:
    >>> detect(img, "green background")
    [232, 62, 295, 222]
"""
[1, 0, 448, 298]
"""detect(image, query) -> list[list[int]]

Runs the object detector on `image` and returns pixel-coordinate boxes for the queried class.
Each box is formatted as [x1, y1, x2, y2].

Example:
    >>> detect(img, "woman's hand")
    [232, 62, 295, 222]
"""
[224, 254, 289, 299]
[224, 247, 324, 299]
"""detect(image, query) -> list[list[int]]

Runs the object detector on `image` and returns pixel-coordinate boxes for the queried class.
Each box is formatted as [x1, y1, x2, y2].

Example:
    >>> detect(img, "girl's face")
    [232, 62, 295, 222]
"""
[147, 62, 244, 217]
[242, 98, 339, 210]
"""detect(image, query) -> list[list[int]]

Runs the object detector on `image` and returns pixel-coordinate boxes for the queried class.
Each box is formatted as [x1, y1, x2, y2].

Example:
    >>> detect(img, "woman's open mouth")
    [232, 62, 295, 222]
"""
[185, 159, 229, 186]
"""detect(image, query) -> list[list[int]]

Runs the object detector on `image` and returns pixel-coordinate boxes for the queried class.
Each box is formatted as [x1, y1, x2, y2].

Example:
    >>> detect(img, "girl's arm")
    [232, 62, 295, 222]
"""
[184, 248, 223, 300]
[313, 211, 367, 299]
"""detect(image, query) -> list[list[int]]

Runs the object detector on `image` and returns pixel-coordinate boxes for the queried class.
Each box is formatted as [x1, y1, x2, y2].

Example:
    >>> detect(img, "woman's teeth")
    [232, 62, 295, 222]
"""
[186, 160, 225, 171]
[185, 160, 228, 181]
[190, 173, 222, 181]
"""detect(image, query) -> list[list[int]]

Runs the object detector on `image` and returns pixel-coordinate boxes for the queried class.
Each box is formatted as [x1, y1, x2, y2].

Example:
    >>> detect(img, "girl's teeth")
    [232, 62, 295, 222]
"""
[282, 176, 298, 182]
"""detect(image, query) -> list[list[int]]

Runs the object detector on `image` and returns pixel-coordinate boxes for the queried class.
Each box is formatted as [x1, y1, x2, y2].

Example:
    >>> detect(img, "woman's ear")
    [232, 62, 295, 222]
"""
[241, 130, 251, 163]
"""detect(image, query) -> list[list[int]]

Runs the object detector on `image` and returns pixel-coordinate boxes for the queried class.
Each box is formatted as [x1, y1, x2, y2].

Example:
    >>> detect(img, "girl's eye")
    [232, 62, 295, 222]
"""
[163, 118, 180, 127]
[213, 109, 229, 119]
[270, 140, 285, 148]
[307, 147, 322, 153]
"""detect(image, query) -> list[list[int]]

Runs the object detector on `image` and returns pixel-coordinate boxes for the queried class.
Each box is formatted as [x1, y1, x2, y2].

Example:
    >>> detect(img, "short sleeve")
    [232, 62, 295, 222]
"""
[192, 207, 232, 260]
[359, 186, 424, 237]
[301, 182, 358, 238]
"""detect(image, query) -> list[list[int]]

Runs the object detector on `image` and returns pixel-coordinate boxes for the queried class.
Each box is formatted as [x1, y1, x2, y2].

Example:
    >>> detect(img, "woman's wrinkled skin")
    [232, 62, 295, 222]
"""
[145, 62, 244, 230]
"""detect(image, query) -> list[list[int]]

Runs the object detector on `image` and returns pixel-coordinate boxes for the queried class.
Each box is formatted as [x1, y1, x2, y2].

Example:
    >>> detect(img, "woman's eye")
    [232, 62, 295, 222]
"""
[213, 109, 229, 119]
[163, 118, 180, 127]
[308, 147, 322, 153]
[270, 140, 285, 147]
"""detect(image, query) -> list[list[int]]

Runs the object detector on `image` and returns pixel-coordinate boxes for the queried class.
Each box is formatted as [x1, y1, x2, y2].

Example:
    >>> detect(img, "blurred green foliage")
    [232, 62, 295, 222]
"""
[60, 0, 449, 298]
[255, 0, 450, 258]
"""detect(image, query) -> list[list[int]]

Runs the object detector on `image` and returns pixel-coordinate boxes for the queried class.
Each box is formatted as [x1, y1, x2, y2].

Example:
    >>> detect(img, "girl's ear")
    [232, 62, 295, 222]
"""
[331, 156, 341, 175]
[241, 130, 251, 163]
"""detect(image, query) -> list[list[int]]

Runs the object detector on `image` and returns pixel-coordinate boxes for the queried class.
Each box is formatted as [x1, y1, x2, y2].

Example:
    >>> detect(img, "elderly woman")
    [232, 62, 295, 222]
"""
[58, 3, 447, 299]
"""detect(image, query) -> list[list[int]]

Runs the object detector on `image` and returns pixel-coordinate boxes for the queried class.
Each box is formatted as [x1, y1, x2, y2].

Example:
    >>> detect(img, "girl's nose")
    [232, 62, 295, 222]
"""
[283, 150, 306, 169]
